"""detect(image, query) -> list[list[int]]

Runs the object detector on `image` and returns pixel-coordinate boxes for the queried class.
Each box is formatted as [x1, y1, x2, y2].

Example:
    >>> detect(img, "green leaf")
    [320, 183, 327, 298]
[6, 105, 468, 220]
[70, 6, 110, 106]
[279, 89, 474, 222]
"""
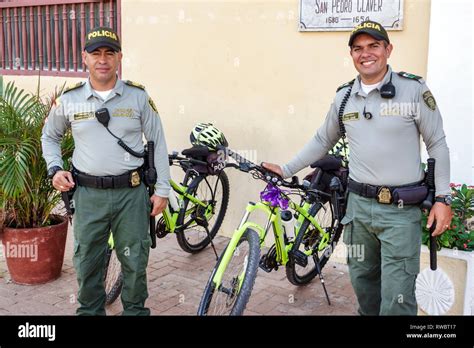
[1, 81, 69, 228]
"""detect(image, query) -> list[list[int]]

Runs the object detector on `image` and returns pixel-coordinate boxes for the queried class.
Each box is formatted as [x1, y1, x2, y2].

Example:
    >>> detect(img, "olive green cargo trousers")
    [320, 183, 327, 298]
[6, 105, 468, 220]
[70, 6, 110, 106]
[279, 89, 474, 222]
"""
[341, 192, 422, 315]
[72, 184, 151, 315]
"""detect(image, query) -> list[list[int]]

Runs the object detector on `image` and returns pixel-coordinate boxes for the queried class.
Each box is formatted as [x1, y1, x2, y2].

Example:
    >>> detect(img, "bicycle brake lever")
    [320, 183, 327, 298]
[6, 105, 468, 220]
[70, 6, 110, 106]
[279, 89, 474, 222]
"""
[239, 162, 252, 172]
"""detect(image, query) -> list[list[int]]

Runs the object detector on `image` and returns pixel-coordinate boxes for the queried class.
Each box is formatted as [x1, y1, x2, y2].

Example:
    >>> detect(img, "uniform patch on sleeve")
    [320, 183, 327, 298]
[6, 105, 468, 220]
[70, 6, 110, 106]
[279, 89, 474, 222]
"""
[148, 97, 158, 113]
[342, 112, 359, 121]
[422, 90, 437, 111]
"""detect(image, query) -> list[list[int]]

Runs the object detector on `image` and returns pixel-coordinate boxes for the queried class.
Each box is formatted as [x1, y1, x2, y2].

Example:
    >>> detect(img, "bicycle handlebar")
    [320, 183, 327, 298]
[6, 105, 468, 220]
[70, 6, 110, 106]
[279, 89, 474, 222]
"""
[168, 153, 208, 167]
[216, 145, 303, 189]
[169, 146, 302, 189]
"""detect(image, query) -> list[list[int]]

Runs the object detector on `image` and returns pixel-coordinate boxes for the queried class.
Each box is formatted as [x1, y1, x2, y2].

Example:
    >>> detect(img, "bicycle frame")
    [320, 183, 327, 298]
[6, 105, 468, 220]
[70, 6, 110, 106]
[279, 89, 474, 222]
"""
[162, 175, 217, 233]
[106, 175, 216, 250]
[211, 197, 331, 289]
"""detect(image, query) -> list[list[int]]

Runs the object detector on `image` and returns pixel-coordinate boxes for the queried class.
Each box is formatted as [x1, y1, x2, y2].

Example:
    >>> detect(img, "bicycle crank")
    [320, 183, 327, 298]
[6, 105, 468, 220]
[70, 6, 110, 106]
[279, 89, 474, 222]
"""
[259, 244, 278, 273]
[192, 205, 209, 227]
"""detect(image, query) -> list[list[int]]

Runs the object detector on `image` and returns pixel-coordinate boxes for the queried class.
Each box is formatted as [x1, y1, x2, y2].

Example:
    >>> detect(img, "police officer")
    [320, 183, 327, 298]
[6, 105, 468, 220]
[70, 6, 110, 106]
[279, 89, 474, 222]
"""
[41, 27, 171, 315]
[263, 20, 452, 315]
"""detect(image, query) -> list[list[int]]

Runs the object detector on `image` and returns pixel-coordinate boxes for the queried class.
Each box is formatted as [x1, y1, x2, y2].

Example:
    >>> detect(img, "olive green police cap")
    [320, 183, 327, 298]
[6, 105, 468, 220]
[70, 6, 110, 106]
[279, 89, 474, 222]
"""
[348, 20, 390, 47]
[84, 26, 121, 52]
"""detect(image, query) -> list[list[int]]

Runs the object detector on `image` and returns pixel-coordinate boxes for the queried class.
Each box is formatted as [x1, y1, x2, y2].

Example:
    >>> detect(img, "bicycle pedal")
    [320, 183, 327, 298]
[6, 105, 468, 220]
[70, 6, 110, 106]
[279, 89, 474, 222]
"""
[289, 250, 308, 267]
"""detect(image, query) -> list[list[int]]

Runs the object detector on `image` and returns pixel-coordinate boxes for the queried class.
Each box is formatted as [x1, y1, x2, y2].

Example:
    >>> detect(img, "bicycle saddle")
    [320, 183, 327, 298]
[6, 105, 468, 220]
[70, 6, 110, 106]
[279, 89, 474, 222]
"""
[181, 145, 211, 159]
[310, 155, 342, 171]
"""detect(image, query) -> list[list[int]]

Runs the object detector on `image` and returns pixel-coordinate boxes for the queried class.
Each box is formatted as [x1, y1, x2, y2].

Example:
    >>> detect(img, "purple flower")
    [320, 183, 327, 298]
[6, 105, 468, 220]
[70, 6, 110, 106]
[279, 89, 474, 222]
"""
[260, 184, 289, 209]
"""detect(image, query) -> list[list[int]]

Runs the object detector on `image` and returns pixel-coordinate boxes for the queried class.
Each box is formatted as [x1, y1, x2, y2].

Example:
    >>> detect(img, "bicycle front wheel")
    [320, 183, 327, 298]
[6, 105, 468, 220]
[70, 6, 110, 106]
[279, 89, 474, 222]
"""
[286, 199, 343, 285]
[197, 229, 260, 316]
[176, 170, 230, 253]
[104, 245, 123, 306]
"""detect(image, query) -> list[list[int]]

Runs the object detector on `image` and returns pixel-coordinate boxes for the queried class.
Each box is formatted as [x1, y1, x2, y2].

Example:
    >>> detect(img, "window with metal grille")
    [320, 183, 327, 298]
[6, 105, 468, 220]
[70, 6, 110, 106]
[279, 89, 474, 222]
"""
[0, 0, 121, 77]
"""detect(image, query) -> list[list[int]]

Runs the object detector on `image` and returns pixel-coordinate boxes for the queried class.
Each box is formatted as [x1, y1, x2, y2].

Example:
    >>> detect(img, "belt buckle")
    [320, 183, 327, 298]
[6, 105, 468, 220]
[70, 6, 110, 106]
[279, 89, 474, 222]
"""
[377, 186, 392, 204]
[130, 171, 141, 187]
[101, 176, 113, 189]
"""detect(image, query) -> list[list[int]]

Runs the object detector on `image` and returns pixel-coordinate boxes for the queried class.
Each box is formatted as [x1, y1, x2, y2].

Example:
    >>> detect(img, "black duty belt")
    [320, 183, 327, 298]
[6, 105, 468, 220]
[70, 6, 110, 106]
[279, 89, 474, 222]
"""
[74, 168, 143, 189]
[347, 179, 424, 204]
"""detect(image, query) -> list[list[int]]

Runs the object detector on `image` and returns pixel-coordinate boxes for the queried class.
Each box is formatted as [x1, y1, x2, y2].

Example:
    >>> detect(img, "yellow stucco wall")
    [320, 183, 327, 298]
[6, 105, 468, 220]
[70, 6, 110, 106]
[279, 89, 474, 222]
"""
[3, 0, 432, 235]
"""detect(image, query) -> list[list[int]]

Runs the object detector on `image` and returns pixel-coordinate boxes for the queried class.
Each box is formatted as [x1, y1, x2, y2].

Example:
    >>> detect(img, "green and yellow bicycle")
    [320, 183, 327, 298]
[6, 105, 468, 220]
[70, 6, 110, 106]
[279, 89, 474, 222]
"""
[198, 148, 347, 315]
[104, 146, 230, 305]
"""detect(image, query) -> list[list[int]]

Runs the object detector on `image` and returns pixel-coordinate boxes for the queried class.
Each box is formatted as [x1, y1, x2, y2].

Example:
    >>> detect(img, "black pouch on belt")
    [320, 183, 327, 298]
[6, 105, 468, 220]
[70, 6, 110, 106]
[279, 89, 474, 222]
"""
[392, 185, 428, 205]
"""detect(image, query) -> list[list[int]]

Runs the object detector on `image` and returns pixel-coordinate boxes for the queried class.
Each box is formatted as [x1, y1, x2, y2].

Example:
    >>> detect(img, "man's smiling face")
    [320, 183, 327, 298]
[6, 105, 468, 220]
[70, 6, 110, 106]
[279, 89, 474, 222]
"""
[350, 33, 393, 84]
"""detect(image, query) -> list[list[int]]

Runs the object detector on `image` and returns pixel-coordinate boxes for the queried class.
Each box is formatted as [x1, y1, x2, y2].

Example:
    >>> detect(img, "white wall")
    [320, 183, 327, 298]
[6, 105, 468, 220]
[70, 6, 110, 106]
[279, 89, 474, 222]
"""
[426, 0, 473, 185]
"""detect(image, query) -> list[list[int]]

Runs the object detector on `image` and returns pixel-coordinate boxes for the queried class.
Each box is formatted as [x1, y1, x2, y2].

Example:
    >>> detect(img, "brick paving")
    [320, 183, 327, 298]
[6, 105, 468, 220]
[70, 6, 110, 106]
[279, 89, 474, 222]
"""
[0, 226, 357, 315]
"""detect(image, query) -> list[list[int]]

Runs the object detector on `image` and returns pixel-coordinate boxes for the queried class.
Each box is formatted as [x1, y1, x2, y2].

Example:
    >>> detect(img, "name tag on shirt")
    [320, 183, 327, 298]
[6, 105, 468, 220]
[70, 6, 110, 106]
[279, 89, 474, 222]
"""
[73, 111, 95, 121]
[113, 108, 134, 118]
[342, 112, 359, 122]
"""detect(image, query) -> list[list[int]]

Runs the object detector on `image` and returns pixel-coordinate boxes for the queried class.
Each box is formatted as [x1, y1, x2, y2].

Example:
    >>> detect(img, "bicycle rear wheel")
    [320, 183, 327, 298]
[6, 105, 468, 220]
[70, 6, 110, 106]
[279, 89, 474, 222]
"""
[176, 170, 230, 253]
[286, 198, 343, 285]
[104, 245, 123, 306]
[197, 229, 260, 316]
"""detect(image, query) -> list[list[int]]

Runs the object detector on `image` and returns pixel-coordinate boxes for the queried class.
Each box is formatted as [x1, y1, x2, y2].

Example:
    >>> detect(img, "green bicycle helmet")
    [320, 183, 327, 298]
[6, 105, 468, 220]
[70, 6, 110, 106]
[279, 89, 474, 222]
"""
[190, 123, 228, 151]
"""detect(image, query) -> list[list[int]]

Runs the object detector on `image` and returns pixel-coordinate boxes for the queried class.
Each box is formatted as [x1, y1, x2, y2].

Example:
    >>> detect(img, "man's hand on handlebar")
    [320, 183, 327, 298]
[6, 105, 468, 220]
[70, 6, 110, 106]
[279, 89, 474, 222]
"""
[261, 162, 284, 178]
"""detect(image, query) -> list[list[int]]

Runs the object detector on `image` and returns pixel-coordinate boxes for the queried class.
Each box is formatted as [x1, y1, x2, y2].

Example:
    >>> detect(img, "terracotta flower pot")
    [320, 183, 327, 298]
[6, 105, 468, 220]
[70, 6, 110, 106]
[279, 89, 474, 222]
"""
[1, 215, 68, 285]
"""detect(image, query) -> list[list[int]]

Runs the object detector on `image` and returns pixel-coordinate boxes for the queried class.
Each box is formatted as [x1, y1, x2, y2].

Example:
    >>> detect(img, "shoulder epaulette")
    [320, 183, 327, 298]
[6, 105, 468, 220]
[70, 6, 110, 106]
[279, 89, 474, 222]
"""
[398, 71, 424, 83]
[125, 80, 146, 90]
[63, 81, 85, 94]
[336, 79, 355, 92]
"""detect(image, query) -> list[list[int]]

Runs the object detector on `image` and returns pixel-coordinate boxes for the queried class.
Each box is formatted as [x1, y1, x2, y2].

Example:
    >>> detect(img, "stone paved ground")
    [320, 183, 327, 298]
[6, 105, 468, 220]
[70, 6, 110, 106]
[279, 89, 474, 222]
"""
[0, 226, 357, 315]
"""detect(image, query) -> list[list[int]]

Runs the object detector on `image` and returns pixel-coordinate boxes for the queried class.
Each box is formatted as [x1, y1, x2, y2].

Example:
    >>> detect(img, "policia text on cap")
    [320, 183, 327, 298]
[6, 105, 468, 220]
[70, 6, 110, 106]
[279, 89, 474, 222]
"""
[41, 27, 171, 315]
[262, 20, 452, 316]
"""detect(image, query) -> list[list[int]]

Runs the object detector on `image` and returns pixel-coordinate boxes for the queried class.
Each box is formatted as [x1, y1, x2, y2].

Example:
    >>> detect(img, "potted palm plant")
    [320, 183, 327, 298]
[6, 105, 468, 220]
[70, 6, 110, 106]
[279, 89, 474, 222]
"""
[0, 81, 74, 285]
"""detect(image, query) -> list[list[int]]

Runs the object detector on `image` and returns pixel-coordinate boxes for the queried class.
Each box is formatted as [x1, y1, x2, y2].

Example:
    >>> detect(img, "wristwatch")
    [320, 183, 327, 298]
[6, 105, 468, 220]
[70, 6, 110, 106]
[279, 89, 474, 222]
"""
[47, 166, 63, 179]
[435, 195, 453, 206]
